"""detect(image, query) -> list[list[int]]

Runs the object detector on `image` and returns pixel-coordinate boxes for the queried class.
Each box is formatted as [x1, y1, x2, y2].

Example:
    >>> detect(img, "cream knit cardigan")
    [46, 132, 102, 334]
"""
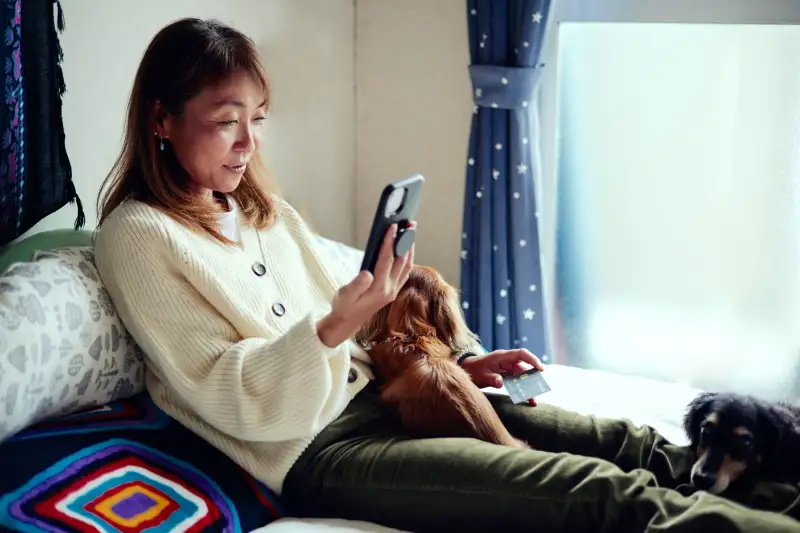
[94, 196, 374, 494]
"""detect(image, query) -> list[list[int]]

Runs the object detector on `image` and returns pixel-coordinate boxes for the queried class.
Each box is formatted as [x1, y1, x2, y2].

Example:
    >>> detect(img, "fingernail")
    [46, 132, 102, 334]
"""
[393, 224, 398, 237]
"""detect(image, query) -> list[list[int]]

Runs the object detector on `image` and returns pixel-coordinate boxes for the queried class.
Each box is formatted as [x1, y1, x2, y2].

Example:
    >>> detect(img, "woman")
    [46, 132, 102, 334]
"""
[94, 18, 800, 533]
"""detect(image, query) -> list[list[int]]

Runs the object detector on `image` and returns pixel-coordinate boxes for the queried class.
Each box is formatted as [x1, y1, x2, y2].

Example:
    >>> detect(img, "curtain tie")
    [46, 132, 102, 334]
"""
[469, 64, 544, 110]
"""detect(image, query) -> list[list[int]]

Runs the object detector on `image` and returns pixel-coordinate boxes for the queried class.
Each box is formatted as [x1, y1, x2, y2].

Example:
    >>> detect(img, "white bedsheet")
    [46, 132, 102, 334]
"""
[255, 364, 702, 533]
[488, 363, 703, 446]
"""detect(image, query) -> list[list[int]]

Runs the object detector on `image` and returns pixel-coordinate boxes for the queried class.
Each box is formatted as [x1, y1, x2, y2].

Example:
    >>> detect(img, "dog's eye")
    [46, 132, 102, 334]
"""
[729, 439, 754, 459]
[700, 424, 715, 438]
[724, 434, 754, 457]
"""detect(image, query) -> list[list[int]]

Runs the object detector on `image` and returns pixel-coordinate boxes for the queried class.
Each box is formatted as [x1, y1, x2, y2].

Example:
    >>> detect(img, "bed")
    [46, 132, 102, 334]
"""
[0, 230, 702, 533]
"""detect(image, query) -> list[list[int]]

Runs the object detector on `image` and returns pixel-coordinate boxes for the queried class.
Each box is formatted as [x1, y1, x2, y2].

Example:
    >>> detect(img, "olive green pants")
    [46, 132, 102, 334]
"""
[283, 383, 800, 533]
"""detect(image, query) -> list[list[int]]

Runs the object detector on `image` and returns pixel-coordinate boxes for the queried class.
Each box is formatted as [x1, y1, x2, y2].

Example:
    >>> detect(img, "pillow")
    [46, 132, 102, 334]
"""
[0, 247, 145, 441]
[0, 229, 93, 273]
[314, 235, 364, 279]
[0, 392, 284, 532]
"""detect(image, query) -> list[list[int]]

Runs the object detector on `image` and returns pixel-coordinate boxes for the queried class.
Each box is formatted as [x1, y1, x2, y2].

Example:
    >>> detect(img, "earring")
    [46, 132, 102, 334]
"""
[154, 131, 165, 151]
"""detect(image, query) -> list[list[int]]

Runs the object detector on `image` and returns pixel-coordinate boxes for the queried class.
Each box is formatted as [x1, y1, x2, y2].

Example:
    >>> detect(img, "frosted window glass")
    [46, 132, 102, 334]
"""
[554, 23, 800, 401]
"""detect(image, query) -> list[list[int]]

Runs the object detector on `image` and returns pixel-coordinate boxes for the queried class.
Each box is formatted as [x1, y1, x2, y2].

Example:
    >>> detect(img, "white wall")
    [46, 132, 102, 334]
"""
[355, 0, 471, 283]
[24, 1, 473, 283]
[26, 0, 356, 244]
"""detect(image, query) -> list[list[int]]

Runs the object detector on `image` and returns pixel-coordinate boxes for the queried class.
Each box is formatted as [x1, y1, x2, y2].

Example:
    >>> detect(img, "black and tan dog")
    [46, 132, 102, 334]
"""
[683, 392, 800, 493]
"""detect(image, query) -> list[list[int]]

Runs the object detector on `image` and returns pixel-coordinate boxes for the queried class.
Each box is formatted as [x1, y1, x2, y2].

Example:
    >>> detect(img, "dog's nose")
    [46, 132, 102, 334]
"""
[691, 470, 717, 491]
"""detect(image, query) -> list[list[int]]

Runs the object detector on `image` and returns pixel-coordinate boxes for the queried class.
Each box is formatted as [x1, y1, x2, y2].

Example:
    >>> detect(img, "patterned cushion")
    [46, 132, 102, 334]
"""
[0, 247, 144, 441]
[0, 392, 283, 532]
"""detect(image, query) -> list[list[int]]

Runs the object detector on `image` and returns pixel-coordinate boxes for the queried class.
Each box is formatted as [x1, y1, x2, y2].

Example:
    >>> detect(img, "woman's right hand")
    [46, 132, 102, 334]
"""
[316, 223, 415, 348]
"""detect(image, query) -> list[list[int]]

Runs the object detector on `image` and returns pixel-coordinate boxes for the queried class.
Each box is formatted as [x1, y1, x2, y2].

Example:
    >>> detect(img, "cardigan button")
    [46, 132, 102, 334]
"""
[252, 262, 266, 277]
[272, 302, 286, 317]
[347, 368, 358, 383]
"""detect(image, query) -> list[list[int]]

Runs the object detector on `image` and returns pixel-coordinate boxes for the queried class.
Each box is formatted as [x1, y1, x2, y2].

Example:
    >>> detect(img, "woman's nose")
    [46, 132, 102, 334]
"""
[236, 125, 256, 153]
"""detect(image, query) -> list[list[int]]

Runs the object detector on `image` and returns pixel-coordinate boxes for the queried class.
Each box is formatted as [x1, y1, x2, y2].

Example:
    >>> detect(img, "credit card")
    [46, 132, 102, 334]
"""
[502, 369, 551, 404]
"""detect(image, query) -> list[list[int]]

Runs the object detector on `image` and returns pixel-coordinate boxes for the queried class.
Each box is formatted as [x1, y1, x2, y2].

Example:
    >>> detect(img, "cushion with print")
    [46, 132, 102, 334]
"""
[0, 247, 145, 441]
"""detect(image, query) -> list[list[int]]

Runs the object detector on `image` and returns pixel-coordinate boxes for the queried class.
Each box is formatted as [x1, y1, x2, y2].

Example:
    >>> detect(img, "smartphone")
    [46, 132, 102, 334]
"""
[360, 174, 425, 274]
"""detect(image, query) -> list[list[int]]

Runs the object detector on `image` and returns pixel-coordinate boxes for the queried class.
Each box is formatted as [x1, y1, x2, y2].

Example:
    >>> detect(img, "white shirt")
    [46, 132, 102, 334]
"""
[217, 196, 241, 243]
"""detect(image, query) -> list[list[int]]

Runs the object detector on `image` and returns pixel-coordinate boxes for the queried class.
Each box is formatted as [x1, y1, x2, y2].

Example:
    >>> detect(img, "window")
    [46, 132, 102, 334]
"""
[538, 1, 800, 401]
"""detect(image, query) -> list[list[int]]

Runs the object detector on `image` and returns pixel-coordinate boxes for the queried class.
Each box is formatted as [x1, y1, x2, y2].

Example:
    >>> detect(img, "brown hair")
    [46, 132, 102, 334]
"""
[97, 18, 276, 242]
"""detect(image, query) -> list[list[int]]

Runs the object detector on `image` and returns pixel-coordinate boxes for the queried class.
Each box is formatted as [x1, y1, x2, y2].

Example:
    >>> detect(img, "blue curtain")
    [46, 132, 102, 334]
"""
[460, 0, 551, 360]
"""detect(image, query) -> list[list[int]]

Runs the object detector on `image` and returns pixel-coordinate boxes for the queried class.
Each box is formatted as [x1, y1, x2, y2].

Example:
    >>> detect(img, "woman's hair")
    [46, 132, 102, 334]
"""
[97, 18, 275, 241]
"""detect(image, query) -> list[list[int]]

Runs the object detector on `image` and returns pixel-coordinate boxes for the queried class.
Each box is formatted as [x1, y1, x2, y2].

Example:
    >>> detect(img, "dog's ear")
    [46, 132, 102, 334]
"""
[683, 392, 717, 446]
[429, 288, 458, 345]
[755, 401, 787, 455]
[429, 283, 481, 352]
[355, 303, 391, 347]
[387, 285, 437, 339]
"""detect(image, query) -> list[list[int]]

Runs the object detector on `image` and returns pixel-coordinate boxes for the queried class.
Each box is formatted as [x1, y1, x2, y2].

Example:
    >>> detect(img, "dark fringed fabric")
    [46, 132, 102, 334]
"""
[0, 0, 83, 246]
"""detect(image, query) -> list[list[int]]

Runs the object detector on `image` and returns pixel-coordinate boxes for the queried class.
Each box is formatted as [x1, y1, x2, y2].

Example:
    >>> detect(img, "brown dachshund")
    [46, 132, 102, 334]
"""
[356, 265, 529, 449]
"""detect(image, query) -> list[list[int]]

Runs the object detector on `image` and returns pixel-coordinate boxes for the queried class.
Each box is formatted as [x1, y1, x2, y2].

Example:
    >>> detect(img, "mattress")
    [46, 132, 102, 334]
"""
[256, 363, 703, 532]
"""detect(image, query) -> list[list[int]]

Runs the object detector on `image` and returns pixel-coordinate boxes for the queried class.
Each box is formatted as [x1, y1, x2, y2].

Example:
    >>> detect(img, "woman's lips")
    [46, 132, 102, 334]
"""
[223, 163, 246, 173]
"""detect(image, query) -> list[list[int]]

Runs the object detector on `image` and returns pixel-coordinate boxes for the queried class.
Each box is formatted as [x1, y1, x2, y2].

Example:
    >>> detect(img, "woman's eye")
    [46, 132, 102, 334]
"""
[219, 120, 238, 127]
[253, 116, 267, 124]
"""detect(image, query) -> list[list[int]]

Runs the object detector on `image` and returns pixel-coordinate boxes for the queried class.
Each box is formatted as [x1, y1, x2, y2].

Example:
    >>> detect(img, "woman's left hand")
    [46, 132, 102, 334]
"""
[460, 349, 544, 389]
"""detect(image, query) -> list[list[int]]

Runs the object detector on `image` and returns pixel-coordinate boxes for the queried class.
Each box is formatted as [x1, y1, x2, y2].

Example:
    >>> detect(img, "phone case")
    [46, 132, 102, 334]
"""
[360, 174, 425, 273]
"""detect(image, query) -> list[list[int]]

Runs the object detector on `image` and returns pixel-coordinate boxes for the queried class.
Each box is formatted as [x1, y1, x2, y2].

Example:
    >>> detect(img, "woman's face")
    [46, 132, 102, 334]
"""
[160, 70, 267, 197]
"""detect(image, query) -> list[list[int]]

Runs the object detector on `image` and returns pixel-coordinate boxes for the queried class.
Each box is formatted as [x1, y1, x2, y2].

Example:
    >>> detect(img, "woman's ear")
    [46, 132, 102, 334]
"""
[152, 100, 172, 139]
